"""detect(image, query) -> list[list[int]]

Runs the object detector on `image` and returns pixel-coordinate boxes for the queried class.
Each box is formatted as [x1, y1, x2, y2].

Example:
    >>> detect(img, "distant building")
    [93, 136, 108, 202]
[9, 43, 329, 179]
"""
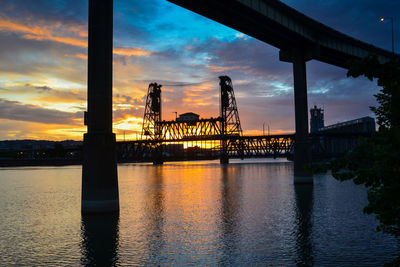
[310, 105, 324, 133]
[176, 112, 200, 122]
[310, 105, 375, 134]
[319, 117, 376, 134]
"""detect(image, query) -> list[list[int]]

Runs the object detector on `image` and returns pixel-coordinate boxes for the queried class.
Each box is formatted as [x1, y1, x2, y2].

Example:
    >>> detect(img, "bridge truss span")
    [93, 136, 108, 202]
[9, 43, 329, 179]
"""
[118, 134, 295, 162]
[118, 76, 300, 163]
[157, 117, 223, 140]
[227, 135, 294, 158]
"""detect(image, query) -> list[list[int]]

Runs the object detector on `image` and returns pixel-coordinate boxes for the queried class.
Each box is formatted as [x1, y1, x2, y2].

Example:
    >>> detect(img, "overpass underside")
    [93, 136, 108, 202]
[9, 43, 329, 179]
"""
[168, 0, 393, 68]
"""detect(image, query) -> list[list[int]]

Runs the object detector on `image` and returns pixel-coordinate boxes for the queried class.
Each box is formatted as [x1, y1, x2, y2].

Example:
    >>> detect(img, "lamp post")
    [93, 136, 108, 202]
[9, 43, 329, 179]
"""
[380, 17, 394, 55]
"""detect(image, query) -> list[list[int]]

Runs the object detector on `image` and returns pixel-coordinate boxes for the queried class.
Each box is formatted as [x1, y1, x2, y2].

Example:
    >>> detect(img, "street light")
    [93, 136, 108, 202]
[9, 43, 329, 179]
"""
[380, 17, 394, 54]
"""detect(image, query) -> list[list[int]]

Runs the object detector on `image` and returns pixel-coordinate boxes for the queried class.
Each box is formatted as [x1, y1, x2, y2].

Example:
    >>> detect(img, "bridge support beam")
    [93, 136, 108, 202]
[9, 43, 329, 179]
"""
[82, 0, 119, 213]
[280, 49, 313, 183]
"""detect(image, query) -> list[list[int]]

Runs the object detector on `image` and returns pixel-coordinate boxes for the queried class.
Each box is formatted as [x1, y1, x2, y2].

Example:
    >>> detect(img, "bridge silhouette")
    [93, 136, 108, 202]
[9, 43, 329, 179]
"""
[117, 76, 369, 164]
[81, 0, 394, 213]
[118, 76, 295, 164]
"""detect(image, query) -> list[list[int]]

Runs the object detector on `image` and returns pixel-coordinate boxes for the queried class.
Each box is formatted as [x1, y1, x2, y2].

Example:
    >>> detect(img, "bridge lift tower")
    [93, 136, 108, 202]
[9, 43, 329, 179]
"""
[140, 75, 243, 164]
[219, 75, 243, 163]
[141, 82, 163, 164]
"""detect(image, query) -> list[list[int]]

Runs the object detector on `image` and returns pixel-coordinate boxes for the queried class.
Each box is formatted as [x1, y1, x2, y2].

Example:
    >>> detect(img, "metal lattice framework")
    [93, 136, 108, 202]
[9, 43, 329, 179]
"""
[225, 135, 294, 158]
[118, 135, 295, 161]
[220, 76, 242, 136]
[157, 117, 223, 140]
[118, 132, 372, 162]
[142, 83, 162, 140]
[219, 76, 242, 162]
[123, 76, 296, 162]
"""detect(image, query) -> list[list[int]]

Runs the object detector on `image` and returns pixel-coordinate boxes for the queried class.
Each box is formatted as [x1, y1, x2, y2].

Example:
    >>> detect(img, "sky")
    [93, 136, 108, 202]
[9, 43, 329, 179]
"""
[0, 0, 398, 141]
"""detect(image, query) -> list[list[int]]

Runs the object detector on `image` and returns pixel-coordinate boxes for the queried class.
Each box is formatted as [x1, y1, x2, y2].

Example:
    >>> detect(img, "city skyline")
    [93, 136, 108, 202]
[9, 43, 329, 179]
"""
[0, 0, 398, 140]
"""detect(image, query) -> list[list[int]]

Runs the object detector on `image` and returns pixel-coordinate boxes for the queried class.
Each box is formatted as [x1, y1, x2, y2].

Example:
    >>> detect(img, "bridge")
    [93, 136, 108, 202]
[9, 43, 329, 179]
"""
[118, 77, 295, 163]
[81, 0, 393, 213]
[117, 77, 370, 164]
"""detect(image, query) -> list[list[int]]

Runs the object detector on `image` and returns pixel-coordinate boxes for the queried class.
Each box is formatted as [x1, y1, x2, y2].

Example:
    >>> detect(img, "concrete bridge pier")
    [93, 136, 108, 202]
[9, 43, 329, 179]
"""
[280, 49, 313, 184]
[153, 145, 164, 165]
[220, 154, 229, 164]
[82, 0, 119, 213]
[220, 137, 229, 164]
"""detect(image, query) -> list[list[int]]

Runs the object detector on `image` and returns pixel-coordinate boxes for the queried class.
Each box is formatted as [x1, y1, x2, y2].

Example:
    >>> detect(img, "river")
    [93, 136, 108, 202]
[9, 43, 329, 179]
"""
[0, 159, 398, 266]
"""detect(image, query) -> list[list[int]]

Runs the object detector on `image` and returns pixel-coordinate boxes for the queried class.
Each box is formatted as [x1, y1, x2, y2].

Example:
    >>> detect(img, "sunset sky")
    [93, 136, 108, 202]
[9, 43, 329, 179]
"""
[0, 0, 398, 141]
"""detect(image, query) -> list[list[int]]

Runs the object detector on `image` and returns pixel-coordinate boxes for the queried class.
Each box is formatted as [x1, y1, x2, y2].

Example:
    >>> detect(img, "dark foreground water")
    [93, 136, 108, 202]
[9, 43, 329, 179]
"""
[0, 160, 398, 266]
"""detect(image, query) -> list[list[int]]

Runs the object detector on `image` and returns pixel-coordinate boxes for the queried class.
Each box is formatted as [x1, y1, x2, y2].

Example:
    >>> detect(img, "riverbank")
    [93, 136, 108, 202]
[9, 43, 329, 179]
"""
[0, 159, 82, 167]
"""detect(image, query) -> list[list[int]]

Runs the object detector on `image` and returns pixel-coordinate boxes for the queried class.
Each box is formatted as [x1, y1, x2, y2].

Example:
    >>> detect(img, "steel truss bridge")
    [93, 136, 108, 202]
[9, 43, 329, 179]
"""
[117, 77, 369, 163]
[117, 76, 300, 163]
[118, 133, 295, 162]
[117, 131, 369, 163]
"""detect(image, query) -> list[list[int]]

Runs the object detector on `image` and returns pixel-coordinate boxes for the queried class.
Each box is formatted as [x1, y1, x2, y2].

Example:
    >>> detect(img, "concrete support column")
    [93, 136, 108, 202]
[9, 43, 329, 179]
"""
[153, 144, 164, 165]
[82, 0, 119, 213]
[280, 49, 313, 183]
[292, 53, 312, 181]
[220, 138, 229, 164]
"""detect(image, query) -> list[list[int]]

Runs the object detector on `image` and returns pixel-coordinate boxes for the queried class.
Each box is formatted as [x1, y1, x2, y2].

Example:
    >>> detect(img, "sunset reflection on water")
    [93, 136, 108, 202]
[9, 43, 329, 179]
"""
[0, 161, 398, 266]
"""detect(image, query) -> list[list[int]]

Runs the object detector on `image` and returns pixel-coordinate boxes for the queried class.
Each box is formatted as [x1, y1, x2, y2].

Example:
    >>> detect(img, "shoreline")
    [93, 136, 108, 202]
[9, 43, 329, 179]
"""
[0, 156, 292, 168]
[0, 159, 82, 167]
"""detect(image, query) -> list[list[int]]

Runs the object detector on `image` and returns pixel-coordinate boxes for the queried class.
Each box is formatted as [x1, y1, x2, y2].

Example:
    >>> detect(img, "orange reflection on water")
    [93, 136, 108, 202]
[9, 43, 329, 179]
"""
[118, 162, 227, 260]
[162, 165, 222, 235]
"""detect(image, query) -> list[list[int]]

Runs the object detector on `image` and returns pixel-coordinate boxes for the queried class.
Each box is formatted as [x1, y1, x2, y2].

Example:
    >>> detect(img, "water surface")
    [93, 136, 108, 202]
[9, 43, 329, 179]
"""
[0, 160, 398, 266]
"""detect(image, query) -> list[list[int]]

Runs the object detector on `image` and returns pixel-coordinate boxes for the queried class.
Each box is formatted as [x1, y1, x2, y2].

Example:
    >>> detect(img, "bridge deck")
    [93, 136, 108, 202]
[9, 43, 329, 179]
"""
[117, 132, 369, 162]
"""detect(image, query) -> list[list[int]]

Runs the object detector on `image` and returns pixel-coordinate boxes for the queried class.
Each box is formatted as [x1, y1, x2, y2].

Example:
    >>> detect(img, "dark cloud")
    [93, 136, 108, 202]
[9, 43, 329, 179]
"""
[137, 79, 209, 87]
[0, 98, 82, 125]
[34, 85, 52, 92]
[114, 93, 143, 106]
[0, 0, 87, 24]
[113, 107, 143, 122]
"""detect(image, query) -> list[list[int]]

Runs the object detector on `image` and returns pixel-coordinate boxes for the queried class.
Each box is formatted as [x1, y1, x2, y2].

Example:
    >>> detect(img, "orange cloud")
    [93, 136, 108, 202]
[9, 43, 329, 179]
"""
[65, 53, 88, 60]
[0, 18, 87, 47]
[113, 47, 151, 57]
[0, 119, 85, 141]
[74, 53, 87, 60]
[22, 33, 87, 47]
[0, 18, 151, 57]
[181, 97, 211, 106]
[0, 19, 51, 36]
